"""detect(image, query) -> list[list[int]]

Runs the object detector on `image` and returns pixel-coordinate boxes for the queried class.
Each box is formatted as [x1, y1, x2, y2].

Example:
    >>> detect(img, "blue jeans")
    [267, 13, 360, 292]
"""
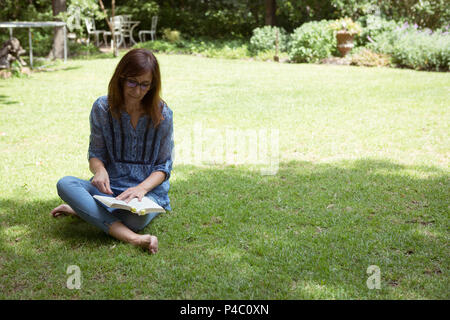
[56, 176, 162, 234]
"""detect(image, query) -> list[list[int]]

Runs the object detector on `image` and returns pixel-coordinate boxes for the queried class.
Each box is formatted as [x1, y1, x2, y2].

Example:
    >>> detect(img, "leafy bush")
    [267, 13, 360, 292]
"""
[10, 61, 27, 78]
[162, 28, 181, 42]
[330, 17, 363, 35]
[134, 38, 250, 60]
[59, 0, 105, 39]
[156, 0, 259, 38]
[368, 24, 450, 71]
[329, 0, 378, 20]
[68, 42, 101, 57]
[376, 0, 450, 30]
[29, 31, 54, 57]
[288, 20, 337, 63]
[135, 40, 183, 54]
[276, 0, 337, 32]
[330, 0, 449, 30]
[249, 26, 289, 55]
[201, 45, 249, 60]
[356, 15, 400, 47]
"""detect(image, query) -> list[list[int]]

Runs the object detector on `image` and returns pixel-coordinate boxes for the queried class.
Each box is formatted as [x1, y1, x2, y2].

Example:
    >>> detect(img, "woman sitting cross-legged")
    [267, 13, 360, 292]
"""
[51, 49, 174, 254]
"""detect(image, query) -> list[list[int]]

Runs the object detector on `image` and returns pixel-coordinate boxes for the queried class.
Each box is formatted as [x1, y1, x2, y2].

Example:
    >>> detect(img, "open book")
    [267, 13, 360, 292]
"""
[93, 195, 165, 215]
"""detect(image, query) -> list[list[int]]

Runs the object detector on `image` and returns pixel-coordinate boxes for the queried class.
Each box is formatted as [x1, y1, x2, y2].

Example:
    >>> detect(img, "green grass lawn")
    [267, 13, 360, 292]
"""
[0, 53, 449, 299]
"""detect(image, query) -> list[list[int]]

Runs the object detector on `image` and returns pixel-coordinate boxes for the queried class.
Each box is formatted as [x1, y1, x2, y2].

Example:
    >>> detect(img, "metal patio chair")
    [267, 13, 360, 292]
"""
[103, 16, 125, 48]
[138, 16, 158, 42]
[84, 18, 105, 46]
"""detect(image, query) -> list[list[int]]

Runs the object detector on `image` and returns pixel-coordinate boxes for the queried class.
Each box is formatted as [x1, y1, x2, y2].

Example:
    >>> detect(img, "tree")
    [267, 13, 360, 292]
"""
[98, 0, 118, 57]
[265, 0, 276, 26]
[48, 0, 67, 59]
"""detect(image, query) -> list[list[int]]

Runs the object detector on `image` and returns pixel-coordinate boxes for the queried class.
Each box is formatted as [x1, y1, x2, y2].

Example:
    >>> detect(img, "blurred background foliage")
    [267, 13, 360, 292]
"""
[1, 0, 448, 38]
[0, 0, 448, 70]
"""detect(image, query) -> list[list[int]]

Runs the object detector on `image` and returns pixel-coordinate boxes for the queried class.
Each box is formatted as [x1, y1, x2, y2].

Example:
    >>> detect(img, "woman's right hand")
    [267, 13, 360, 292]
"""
[91, 168, 113, 195]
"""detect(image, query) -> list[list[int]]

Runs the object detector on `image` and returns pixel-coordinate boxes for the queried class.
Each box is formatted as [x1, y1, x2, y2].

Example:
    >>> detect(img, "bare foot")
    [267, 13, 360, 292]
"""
[136, 234, 158, 254]
[50, 204, 78, 218]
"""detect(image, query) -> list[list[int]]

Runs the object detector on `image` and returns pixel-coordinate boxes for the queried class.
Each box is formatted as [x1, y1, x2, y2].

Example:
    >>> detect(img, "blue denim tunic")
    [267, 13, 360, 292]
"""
[87, 96, 174, 211]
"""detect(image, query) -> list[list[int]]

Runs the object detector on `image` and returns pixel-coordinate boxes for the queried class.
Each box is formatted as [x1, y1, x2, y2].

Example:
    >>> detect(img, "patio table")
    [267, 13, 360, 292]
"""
[0, 21, 67, 68]
[122, 20, 140, 46]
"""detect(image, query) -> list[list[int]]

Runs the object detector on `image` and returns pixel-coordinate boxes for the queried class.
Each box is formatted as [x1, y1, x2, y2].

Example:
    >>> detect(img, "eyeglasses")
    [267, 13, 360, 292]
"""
[123, 78, 152, 91]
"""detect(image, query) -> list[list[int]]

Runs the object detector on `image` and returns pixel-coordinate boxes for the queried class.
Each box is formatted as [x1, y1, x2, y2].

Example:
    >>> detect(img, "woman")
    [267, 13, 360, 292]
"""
[51, 49, 174, 254]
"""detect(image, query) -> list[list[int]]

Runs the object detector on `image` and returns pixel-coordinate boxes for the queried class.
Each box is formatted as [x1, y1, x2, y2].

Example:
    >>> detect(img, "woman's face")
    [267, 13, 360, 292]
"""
[123, 72, 152, 105]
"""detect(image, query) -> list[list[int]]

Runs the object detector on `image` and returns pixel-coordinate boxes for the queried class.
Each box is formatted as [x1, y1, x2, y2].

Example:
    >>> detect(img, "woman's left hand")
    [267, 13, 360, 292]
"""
[116, 185, 148, 203]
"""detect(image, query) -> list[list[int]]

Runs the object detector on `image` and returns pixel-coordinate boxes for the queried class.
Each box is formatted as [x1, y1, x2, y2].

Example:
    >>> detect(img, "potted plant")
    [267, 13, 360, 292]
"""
[330, 17, 362, 57]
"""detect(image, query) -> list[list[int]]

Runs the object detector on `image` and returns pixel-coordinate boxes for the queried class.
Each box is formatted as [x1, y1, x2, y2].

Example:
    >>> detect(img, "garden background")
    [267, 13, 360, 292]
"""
[0, 0, 448, 300]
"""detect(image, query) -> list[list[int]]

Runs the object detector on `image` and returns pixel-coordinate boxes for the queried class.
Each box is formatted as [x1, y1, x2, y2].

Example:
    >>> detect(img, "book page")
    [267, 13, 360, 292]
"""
[128, 197, 163, 211]
[93, 195, 117, 207]
[93, 195, 164, 214]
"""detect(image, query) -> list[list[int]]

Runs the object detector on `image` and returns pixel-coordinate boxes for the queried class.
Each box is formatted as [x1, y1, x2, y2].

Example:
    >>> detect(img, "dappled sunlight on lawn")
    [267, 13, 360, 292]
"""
[0, 55, 448, 299]
[0, 158, 447, 299]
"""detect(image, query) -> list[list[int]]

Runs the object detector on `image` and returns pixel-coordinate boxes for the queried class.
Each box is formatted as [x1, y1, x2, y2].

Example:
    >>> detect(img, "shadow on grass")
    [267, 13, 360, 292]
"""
[70, 53, 117, 61]
[0, 158, 448, 299]
[0, 94, 19, 105]
[33, 65, 83, 73]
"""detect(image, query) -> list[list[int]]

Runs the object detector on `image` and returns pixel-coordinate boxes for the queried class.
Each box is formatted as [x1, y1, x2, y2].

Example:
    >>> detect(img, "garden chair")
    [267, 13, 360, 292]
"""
[103, 16, 125, 48]
[138, 16, 158, 42]
[121, 15, 132, 22]
[117, 15, 140, 47]
[84, 18, 105, 47]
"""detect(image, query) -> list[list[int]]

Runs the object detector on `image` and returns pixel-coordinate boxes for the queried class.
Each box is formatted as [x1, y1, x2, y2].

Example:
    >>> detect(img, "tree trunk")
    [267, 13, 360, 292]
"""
[111, 0, 118, 57]
[265, 0, 276, 26]
[48, 0, 67, 59]
[98, 0, 118, 57]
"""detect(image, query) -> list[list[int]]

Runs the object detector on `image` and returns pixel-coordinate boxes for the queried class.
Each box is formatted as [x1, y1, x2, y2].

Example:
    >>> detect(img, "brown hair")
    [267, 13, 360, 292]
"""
[108, 48, 164, 128]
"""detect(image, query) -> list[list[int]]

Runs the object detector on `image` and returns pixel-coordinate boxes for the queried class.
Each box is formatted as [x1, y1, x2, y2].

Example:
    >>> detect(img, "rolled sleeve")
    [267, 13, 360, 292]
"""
[87, 98, 108, 164]
[152, 107, 174, 181]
